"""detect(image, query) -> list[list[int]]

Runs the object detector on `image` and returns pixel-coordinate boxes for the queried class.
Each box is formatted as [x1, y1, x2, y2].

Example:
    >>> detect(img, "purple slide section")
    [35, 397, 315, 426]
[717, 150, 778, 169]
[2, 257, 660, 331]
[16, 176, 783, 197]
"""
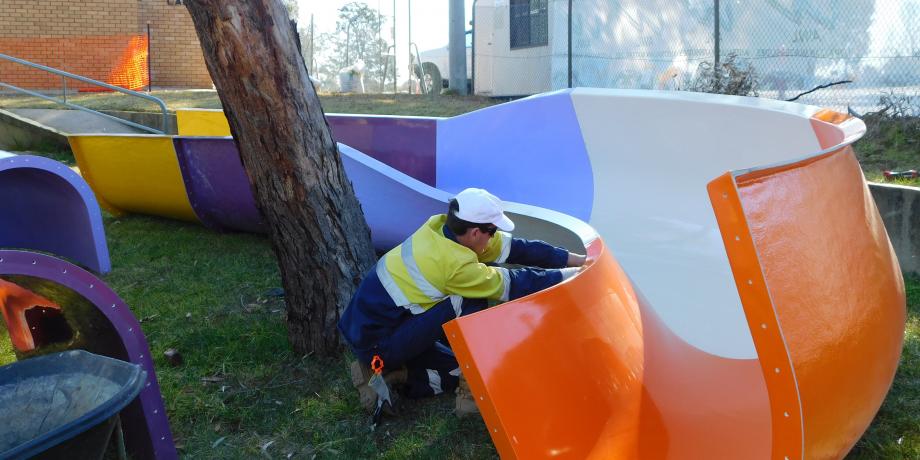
[326, 114, 438, 186]
[172, 114, 438, 235]
[0, 250, 177, 460]
[0, 152, 111, 274]
[338, 143, 448, 249]
[172, 138, 267, 234]
[173, 136, 444, 249]
[436, 90, 594, 221]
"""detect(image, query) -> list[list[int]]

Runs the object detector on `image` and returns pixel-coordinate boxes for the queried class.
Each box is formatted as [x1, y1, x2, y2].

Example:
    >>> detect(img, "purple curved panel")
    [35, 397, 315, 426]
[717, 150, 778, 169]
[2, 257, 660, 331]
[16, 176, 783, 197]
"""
[327, 114, 438, 186]
[0, 153, 111, 274]
[174, 137, 444, 249]
[0, 250, 176, 460]
[338, 144, 449, 249]
[172, 138, 267, 234]
[435, 90, 594, 220]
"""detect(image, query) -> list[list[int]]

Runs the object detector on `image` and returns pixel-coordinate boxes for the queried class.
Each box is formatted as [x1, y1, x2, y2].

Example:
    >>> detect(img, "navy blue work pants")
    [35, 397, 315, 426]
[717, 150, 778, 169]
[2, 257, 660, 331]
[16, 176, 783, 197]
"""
[353, 297, 488, 399]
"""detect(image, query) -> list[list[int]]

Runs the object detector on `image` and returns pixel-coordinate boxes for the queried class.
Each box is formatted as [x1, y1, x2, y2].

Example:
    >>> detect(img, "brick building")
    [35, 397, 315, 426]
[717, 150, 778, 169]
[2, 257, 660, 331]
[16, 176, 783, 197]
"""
[0, 0, 211, 90]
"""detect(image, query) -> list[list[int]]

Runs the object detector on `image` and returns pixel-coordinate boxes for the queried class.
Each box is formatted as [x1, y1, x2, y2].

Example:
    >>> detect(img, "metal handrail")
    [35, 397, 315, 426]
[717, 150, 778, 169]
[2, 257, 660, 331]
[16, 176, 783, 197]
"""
[0, 52, 167, 134]
[382, 44, 396, 93]
[409, 42, 429, 95]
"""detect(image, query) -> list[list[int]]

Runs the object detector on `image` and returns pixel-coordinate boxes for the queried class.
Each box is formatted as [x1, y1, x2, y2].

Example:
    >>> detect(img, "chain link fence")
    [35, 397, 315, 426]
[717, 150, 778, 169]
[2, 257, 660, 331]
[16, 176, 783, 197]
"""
[468, 0, 919, 114]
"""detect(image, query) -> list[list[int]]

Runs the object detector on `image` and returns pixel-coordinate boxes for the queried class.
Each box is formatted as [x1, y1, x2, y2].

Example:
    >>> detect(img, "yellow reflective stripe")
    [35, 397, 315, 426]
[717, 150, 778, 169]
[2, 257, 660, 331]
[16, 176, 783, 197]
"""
[405, 303, 426, 314]
[496, 267, 511, 301]
[426, 369, 443, 394]
[402, 236, 446, 301]
[449, 295, 463, 317]
[377, 251, 431, 315]
[376, 258, 409, 305]
[496, 232, 512, 263]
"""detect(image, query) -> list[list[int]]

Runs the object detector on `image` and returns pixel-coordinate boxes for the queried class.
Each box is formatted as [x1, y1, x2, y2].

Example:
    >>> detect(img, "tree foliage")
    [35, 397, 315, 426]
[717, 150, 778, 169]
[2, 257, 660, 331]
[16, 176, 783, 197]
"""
[312, 2, 389, 92]
[689, 53, 760, 97]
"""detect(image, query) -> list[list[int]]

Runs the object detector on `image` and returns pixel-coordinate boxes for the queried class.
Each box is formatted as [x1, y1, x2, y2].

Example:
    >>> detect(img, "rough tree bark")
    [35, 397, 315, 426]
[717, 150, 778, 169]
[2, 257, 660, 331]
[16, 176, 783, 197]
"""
[184, 0, 377, 356]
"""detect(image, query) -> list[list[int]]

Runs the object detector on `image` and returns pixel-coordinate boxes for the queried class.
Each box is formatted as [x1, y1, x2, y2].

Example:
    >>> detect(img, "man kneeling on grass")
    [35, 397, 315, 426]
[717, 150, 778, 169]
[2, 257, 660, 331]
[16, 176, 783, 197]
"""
[338, 188, 585, 416]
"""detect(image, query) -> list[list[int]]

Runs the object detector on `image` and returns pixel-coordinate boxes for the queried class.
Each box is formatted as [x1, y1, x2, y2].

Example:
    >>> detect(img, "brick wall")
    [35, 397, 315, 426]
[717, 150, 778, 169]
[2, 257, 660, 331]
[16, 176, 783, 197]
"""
[139, 0, 211, 88]
[0, 0, 211, 90]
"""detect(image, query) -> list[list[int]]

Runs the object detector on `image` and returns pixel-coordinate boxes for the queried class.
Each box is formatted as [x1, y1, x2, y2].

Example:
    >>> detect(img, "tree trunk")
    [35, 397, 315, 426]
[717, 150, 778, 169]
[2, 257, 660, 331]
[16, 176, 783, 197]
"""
[184, 0, 377, 356]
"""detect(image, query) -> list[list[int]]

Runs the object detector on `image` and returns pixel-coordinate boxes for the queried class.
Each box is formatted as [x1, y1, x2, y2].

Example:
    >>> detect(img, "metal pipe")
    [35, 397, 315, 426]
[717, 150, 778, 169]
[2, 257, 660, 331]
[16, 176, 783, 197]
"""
[346, 21, 352, 65]
[0, 52, 168, 133]
[378, 1, 383, 89]
[310, 14, 315, 76]
[146, 22, 152, 93]
[383, 44, 395, 90]
[60, 51, 66, 104]
[393, 0, 397, 94]
[410, 42, 427, 94]
[714, 0, 720, 67]
[408, 0, 413, 94]
[472, 0, 477, 95]
[0, 82, 164, 134]
[568, 0, 573, 88]
[449, 0, 467, 94]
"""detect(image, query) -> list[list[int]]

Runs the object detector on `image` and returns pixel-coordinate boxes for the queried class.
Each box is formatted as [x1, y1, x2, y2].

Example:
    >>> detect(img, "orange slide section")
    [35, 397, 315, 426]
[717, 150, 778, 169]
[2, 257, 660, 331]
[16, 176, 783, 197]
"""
[445, 147, 904, 459]
[444, 235, 772, 459]
[711, 145, 905, 459]
[0, 279, 62, 352]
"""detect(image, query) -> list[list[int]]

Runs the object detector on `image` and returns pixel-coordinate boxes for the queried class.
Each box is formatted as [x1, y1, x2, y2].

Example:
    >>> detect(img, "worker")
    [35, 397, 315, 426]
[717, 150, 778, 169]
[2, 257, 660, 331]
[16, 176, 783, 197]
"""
[339, 188, 586, 415]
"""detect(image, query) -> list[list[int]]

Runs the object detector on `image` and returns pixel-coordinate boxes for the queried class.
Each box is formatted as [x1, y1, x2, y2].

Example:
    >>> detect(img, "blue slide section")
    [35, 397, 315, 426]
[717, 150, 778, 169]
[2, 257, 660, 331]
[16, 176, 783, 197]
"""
[0, 151, 110, 274]
[435, 90, 594, 221]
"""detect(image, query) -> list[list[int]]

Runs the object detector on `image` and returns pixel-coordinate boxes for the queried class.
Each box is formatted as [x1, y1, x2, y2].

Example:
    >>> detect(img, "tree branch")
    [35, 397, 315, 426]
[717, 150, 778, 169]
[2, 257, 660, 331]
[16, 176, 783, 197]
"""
[785, 80, 853, 102]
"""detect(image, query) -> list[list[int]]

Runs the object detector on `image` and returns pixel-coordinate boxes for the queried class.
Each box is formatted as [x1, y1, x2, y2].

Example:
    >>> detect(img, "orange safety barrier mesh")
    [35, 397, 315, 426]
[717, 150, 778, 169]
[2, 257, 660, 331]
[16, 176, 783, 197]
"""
[0, 35, 148, 92]
[106, 35, 149, 91]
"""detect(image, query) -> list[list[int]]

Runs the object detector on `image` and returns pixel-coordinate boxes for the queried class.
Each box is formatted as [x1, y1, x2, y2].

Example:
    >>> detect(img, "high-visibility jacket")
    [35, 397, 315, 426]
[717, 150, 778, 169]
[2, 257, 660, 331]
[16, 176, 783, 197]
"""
[339, 214, 570, 354]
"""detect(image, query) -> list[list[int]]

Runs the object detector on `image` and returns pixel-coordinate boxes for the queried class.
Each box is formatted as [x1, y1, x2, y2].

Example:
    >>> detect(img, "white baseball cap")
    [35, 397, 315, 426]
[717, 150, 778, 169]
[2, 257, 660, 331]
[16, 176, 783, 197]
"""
[453, 188, 515, 232]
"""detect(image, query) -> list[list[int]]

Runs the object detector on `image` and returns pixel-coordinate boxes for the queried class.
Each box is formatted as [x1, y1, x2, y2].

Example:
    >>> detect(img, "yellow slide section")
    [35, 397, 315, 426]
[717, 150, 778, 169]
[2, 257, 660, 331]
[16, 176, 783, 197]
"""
[68, 135, 199, 223]
[176, 109, 231, 136]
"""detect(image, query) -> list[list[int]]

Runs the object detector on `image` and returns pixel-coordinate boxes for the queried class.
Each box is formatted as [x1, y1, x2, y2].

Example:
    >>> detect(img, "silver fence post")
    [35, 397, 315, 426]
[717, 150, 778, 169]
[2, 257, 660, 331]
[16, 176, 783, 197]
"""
[714, 0, 720, 67]
[568, 0, 573, 88]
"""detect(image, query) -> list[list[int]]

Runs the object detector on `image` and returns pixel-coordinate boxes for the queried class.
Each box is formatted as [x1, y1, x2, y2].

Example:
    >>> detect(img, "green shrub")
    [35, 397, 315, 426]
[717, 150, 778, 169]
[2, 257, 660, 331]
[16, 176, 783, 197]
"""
[688, 53, 759, 97]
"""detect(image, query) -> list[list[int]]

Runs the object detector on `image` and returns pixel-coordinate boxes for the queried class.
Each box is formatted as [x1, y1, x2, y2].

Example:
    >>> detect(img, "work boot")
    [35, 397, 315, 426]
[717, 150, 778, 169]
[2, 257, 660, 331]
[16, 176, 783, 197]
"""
[454, 373, 480, 417]
[349, 360, 407, 414]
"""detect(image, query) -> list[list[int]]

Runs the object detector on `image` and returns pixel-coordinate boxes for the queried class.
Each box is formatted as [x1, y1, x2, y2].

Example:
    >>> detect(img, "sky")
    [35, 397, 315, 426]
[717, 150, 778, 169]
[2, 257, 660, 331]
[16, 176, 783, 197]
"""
[297, 0, 474, 75]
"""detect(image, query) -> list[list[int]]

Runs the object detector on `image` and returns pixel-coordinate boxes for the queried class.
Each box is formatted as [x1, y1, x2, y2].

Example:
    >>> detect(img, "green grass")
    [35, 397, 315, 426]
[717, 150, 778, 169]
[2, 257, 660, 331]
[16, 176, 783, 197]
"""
[847, 274, 920, 459]
[0, 213, 916, 458]
[0, 91, 917, 457]
[10, 149, 76, 167]
[0, 90, 223, 113]
[99, 214, 495, 458]
[855, 114, 920, 186]
[0, 322, 13, 367]
[0, 91, 501, 118]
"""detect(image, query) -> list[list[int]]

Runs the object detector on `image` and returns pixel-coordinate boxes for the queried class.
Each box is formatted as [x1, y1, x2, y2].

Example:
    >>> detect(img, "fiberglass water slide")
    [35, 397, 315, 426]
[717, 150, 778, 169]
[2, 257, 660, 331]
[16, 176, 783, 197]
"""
[67, 89, 904, 459]
[0, 151, 177, 459]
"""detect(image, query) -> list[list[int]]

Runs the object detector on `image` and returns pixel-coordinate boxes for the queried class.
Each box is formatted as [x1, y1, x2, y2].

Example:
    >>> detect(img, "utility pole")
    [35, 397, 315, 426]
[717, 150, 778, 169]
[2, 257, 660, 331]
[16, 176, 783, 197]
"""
[448, 0, 467, 94]
[567, 0, 572, 88]
[393, 0, 397, 94]
[345, 21, 352, 65]
[408, 0, 413, 94]
[310, 14, 314, 77]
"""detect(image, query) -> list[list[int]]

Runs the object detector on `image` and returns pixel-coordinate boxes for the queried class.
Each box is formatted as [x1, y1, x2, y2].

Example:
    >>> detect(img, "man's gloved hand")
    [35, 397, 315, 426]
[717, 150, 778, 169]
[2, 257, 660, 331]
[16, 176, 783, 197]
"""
[567, 253, 587, 267]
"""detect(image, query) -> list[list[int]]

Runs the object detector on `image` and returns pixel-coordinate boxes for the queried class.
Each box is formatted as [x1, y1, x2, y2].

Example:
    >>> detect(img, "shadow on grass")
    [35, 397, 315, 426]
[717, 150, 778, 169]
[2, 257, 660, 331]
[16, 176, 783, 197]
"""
[847, 274, 919, 459]
[102, 214, 496, 459]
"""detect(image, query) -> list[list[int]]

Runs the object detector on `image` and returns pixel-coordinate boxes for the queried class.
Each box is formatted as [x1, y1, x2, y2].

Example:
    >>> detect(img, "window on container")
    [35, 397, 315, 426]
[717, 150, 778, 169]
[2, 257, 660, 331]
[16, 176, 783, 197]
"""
[510, 0, 548, 49]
